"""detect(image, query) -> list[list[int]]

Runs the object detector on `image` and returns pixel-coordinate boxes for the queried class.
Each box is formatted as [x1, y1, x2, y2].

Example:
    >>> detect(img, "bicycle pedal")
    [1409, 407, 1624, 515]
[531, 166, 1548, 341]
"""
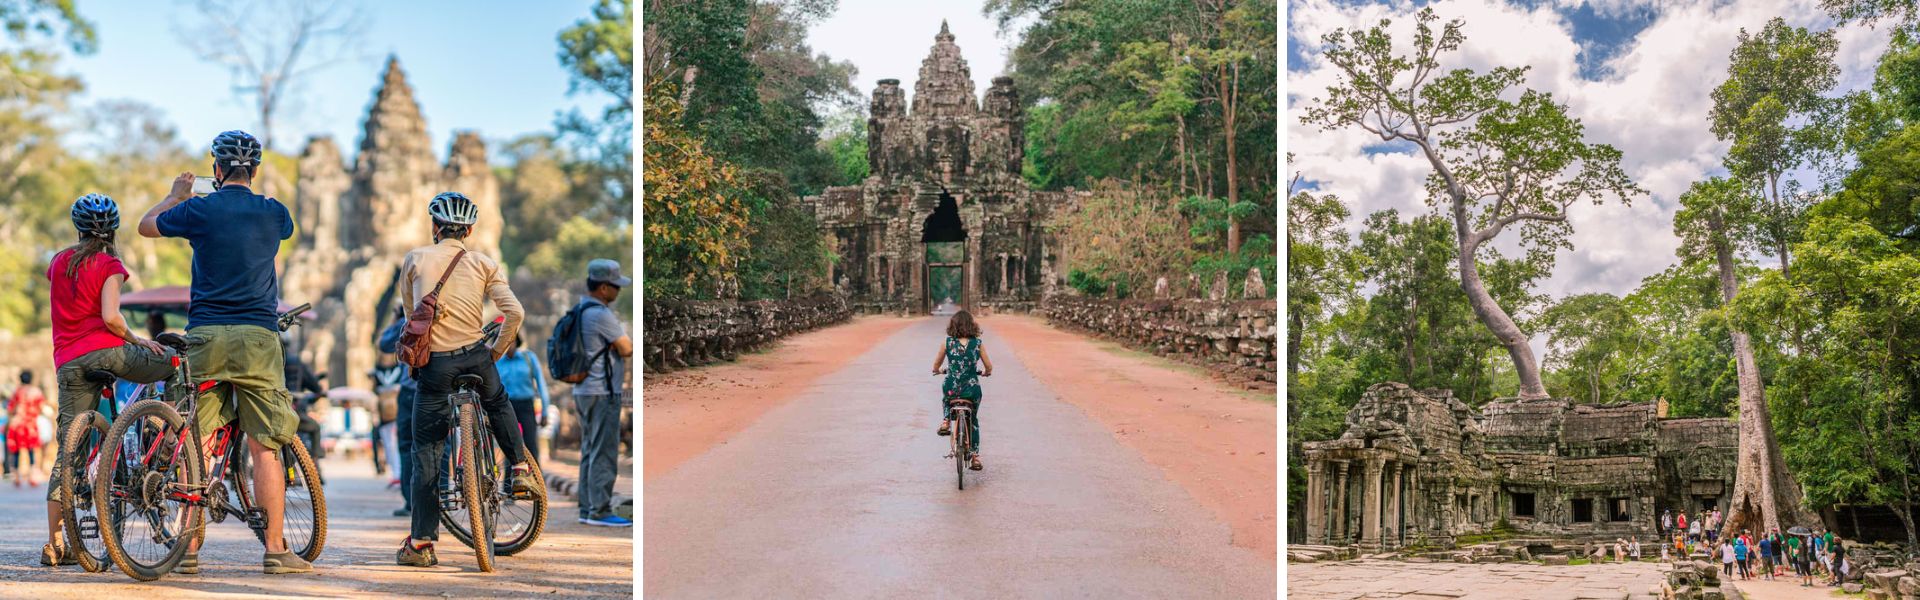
[245, 507, 267, 531]
[78, 516, 99, 539]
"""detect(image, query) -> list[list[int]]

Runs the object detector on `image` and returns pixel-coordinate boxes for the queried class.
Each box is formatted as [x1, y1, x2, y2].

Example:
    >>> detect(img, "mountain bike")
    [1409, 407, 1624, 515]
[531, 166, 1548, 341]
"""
[436, 316, 546, 572]
[94, 304, 328, 581]
[57, 371, 158, 572]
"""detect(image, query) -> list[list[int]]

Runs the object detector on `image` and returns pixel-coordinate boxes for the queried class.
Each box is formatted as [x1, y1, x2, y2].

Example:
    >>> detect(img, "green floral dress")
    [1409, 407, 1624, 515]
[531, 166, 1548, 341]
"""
[942, 336, 982, 452]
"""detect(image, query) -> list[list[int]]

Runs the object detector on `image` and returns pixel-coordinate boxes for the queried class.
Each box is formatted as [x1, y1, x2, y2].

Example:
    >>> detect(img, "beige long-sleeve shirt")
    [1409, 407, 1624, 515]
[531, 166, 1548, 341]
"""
[400, 238, 522, 356]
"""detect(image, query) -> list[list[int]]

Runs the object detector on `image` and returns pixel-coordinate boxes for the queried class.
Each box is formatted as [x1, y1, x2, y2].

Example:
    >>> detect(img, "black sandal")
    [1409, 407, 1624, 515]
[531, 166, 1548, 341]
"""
[937, 421, 951, 436]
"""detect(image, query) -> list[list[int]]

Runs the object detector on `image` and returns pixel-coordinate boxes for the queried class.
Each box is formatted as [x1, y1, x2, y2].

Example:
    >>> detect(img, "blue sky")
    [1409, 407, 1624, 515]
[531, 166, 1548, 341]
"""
[60, 0, 609, 161]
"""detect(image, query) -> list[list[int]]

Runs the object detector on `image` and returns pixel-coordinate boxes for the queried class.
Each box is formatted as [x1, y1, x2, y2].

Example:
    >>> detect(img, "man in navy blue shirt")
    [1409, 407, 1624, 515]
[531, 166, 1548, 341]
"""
[137, 130, 311, 575]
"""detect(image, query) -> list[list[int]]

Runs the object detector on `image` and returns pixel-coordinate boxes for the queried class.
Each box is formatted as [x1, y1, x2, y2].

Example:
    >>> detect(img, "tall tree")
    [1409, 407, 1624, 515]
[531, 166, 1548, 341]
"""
[1303, 8, 1641, 398]
[559, 0, 635, 218]
[176, 0, 369, 150]
[1674, 176, 1818, 535]
[1709, 17, 1838, 280]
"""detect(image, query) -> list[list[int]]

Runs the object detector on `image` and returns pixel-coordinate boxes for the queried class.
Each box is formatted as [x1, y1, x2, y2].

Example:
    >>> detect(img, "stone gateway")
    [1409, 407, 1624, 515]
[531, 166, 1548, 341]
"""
[802, 22, 1085, 315]
[1302, 383, 1737, 550]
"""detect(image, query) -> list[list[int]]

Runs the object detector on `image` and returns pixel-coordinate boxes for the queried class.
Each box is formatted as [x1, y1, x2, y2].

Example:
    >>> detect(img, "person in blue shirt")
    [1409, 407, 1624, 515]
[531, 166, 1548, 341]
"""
[494, 336, 548, 464]
[137, 130, 307, 575]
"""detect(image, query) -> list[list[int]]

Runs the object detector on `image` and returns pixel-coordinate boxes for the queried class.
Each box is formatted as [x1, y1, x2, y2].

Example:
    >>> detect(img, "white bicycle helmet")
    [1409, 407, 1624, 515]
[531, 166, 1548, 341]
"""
[428, 191, 479, 226]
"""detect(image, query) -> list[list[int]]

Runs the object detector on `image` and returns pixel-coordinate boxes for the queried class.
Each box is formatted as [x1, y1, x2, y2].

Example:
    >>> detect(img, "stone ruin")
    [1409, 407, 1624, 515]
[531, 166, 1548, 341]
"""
[1039, 295, 1275, 385]
[641, 292, 852, 373]
[801, 21, 1087, 315]
[283, 56, 506, 390]
[1302, 383, 1737, 551]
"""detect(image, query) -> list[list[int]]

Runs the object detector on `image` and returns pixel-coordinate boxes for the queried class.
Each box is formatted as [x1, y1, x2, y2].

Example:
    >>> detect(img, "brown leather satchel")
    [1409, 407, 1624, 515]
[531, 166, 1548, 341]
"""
[398, 249, 468, 368]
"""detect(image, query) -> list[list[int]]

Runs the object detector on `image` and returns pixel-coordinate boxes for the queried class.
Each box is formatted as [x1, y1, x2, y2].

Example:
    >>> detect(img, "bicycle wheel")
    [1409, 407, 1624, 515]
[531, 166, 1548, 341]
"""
[95, 400, 203, 581]
[235, 437, 328, 562]
[460, 407, 494, 572]
[59, 410, 110, 572]
[444, 437, 546, 556]
[954, 409, 968, 491]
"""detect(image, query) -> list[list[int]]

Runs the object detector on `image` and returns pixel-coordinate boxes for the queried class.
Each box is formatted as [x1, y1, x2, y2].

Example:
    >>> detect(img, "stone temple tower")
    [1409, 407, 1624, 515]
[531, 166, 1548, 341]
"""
[803, 22, 1080, 316]
[285, 56, 504, 389]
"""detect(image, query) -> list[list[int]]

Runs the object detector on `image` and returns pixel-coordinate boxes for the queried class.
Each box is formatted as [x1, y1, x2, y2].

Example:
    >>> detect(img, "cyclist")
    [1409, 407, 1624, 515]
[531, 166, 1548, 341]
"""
[930, 310, 992, 471]
[137, 130, 311, 575]
[395, 191, 536, 568]
[41, 194, 175, 567]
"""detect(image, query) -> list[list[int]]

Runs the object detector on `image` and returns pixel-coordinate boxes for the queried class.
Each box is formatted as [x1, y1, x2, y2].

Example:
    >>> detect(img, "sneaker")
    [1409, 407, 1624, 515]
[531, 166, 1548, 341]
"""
[40, 542, 78, 567]
[396, 541, 437, 567]
[579, 514, 632, 527]
[263, 550, 312, 574]
[392, 507, 411, 517]
[510, 464, 542, 500]
[176, 552, 200, 574]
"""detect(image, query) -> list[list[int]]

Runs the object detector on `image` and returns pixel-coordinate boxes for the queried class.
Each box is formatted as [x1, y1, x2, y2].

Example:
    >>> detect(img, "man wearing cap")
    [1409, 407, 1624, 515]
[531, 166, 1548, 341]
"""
[573, 258, 632, 527]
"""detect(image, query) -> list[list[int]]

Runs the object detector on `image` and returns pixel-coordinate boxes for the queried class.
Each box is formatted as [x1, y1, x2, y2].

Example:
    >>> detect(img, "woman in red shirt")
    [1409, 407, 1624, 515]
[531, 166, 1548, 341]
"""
[39, 194, 175, 568]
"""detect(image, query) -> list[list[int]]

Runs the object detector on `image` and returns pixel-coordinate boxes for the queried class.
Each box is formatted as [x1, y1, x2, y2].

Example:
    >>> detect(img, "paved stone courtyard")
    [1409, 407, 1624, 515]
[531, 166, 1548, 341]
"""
[1289, 559, 1670, 600]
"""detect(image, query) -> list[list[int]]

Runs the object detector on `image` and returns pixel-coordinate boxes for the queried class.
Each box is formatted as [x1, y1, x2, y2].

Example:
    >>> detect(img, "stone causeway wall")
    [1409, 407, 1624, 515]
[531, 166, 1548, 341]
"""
[642, 292, 853, 373]
[1038, 295, 1276, 385]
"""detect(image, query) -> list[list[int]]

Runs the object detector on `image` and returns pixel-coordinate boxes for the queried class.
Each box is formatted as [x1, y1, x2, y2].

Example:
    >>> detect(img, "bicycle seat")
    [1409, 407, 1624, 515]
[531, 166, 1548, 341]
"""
[155, 333, 195, 351]
[948, 398, 974, 408]
[84, 370, 116, 384]
[453, 374, 485, 390]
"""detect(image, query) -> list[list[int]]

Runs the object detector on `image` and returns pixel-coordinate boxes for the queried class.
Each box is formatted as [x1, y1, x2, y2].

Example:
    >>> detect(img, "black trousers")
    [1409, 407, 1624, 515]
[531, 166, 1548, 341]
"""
[509, 397, 539, 464]
[409, 345, 525, 541]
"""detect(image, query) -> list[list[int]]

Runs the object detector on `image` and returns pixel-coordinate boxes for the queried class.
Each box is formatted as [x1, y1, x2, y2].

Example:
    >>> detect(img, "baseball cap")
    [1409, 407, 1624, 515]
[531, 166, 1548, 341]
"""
[588, 259, 631, 287]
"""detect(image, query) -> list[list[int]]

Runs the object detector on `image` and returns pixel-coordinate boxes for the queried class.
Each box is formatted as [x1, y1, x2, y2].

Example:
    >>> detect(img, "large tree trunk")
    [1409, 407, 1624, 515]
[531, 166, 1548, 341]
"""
[1711, 211, 1817, 537]
[1221, 61, 1241, 254]
[1455, 236, 1548, 398]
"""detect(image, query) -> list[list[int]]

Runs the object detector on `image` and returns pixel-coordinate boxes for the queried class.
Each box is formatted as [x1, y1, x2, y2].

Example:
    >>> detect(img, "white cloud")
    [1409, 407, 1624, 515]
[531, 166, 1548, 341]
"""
[1288, 0, 1891, 305]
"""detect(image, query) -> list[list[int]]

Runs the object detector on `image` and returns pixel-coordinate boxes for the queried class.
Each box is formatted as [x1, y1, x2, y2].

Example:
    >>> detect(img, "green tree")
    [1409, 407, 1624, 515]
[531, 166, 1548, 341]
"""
[642, 81, 752, 299]
[1675, 176, 1819, 534]
[1709, 17, 1837, 279]
[1303, 8, 1641, 399]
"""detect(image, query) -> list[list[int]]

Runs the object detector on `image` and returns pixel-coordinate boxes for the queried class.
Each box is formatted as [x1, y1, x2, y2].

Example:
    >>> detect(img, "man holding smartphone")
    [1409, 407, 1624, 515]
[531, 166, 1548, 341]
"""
[137, 130, 311, 575]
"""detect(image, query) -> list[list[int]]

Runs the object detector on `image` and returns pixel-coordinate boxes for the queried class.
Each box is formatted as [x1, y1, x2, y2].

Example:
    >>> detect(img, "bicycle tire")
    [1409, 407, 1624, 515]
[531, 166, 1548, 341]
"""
[954, 408, 968, 491]
[236, 437, 329, 562]
[59, 410, 110, 572]
[95, 399, 203, 581]
[444, 440, 547, 556]
[460, 407, 495, 572]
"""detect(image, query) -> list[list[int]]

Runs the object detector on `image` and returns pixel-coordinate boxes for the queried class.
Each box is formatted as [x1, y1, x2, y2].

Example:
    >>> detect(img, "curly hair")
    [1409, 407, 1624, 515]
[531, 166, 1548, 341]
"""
[946, 310, 981, 339]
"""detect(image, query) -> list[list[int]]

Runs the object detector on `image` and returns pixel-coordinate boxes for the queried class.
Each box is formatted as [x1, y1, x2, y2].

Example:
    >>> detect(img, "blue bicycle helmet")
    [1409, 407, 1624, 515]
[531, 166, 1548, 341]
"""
[71, 193, 120, 238]
[211, 130, 263, 167]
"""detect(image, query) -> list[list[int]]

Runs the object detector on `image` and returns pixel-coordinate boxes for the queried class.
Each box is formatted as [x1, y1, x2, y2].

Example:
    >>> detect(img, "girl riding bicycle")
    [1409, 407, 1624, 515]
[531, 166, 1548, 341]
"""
[40, 194, 174, 567]
[931, 310, 992, 471]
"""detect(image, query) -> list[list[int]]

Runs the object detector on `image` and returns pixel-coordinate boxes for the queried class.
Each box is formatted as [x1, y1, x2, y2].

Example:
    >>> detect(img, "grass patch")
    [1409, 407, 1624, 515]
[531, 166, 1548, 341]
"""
[1567, 557, 1590, 566]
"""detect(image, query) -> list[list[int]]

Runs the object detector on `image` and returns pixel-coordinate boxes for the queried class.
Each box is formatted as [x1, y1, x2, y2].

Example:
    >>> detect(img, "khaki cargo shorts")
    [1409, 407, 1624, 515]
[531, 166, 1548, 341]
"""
[186, 325, 299, 450]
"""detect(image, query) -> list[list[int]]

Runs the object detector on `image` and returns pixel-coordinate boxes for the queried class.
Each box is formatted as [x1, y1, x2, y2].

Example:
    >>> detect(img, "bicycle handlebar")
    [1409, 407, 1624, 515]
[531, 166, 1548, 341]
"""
[277, 303, 311, 332]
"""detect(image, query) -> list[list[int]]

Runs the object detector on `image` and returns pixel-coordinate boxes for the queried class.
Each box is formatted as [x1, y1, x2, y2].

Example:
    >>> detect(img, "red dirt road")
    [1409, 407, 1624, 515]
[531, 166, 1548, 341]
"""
[642, 315, 918, 479]
[643, 314, 1275, 598]
[988, 314, 1277, 561]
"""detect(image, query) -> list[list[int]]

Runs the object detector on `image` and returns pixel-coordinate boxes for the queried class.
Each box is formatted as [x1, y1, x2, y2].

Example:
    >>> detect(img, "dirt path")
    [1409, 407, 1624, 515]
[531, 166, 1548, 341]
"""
[643, 315, 1273, 598]
[642, 315, 918, 479]
[987, 313, 1277, 561]
[0, 452, 632, 598]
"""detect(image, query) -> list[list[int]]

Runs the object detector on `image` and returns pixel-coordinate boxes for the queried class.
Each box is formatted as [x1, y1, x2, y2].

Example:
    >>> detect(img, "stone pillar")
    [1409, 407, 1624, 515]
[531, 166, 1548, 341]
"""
[1305, 458, 1326, 545]
[1386, 462, 1402, 547]
[1361, 455, 1384, 550]
[1332, 460, 1350, 544]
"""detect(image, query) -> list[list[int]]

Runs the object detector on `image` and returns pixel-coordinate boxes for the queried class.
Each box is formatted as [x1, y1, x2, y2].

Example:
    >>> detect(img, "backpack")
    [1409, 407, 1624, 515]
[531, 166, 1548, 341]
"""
[547, 300, 613, 388]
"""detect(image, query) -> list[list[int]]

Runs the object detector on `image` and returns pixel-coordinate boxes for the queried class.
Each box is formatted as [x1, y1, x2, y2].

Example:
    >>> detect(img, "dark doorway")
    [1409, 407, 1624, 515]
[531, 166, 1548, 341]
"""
[1610, 498, 1631, 522]
[1512, 493, 1536, 518]
[921, 191, 966, 243]
[1572, 498, 1594, 523]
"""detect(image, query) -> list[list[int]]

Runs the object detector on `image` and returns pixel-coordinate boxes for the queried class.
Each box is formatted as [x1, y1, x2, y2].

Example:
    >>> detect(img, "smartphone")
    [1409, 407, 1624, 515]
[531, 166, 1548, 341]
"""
[192, 176, 216, 195]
